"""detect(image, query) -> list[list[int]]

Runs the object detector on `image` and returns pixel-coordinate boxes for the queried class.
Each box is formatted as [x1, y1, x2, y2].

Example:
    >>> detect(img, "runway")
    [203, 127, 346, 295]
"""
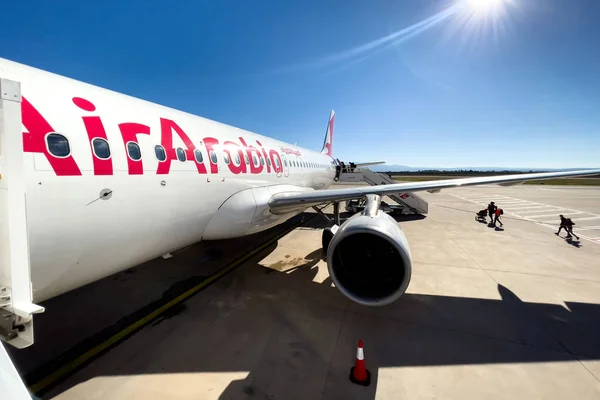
[8, 184, 600, 400]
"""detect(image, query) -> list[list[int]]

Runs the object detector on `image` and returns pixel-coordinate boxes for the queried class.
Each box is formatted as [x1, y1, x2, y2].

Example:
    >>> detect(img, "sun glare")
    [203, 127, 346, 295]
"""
[467, 0, 511, 18]
[469, 0, 506, 12]
[442, 0, 518, 47]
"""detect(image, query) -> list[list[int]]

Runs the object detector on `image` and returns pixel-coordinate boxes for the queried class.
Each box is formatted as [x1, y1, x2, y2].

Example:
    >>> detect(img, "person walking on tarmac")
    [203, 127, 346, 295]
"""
[556, 215, 579, 240]
[487, 202, 497, 223]
[565, 217, 579, 240]
[494, 207, 504, 227]
[556, 215, 568, 236]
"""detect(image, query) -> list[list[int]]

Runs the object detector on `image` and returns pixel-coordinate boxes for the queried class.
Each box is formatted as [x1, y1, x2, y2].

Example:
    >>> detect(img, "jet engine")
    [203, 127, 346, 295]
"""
[325, 194, 412, 307]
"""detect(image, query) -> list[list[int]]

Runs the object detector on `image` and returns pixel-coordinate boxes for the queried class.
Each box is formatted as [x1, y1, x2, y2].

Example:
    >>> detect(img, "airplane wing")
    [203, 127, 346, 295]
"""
[269, 169, 600, 214]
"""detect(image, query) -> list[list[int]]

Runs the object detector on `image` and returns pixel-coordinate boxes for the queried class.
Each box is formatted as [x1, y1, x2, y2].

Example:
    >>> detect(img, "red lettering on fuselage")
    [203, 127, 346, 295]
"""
[202, 137, 220, 174]
[223, 141, 246, 174]
[22, 97, 82, 176]
[73, 97, 113, 175]
[21, 96, 293, 178]
[239, 137, 263, 174]
[157, 118, 207, 175]
[256, 141, 272, 173]
[269, 149, 283, 174]
[118, 122, 151, 174]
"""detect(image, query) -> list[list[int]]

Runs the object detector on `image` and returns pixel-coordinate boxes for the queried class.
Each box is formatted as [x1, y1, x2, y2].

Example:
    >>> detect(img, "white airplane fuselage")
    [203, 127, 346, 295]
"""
[0, 58, 337, 303]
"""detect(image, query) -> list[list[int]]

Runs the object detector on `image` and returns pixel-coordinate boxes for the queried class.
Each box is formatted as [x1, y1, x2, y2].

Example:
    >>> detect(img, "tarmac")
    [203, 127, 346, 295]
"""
[7, 183, 600, 400]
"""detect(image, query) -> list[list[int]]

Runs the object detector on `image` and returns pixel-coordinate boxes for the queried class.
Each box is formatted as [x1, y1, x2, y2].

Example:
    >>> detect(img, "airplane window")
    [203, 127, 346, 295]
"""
[176, 147, 186, 162]
[252, 155, 258, 166]
[210, 150, 218, 164]
[194, 149, 203, 163]
[275, 158, 280, 168]
[92, 138, 111, 159]
[127, 142, 142, 161]
[244, 154, 249, 165]
[234, 153, 240, 165]
[284, 159, 288, 167]
[46, 133, 71, 157]
[155, 145, 166, 161]
[267, 158, 271, 166]
[260, 157, 264, 166]
[223, 152, 230, 164]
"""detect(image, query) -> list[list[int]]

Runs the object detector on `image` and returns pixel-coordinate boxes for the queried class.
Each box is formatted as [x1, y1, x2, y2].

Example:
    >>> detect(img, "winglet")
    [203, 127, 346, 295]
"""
[321, 110, 335, 157]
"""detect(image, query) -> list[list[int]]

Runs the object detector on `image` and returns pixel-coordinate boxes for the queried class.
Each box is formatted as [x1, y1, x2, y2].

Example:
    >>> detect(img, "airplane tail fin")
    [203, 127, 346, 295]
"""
[320, 110, 335, 157]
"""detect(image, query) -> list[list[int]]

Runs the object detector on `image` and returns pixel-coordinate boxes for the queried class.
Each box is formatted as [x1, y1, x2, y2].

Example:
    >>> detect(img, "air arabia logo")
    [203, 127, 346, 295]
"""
[21, 96, 284, 177]
[280, 146, 301, 156]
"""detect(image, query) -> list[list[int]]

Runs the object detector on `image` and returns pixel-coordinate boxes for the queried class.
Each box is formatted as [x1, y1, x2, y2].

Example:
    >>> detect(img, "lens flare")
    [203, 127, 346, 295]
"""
[269, 0, 518, 75]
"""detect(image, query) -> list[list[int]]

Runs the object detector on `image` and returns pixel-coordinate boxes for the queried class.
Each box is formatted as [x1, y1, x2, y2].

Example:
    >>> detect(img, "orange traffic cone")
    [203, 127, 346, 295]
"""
[349, 340, 371, 386]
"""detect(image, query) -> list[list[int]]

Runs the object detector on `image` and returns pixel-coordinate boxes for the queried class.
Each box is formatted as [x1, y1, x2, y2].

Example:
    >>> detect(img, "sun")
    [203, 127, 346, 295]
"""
[466, 0, 512, 18]
[440, 0, 518, 47]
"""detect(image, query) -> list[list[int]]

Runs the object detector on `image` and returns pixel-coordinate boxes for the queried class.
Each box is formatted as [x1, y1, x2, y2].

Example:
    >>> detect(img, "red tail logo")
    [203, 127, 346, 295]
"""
[321, 110, 335, 157]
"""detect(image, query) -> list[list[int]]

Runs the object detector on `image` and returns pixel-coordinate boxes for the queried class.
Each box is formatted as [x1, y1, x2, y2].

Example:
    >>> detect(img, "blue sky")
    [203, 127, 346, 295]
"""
[2, 0, 599, 168]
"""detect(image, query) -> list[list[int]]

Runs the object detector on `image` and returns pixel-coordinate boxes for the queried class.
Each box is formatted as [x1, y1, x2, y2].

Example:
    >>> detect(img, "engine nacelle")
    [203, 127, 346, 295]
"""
[326, 199, 412, 307]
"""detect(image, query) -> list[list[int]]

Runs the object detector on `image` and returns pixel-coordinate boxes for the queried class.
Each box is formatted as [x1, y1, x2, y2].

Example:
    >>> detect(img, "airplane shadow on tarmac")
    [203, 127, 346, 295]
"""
[16, 212, 600, 399]
[217, 252, 600, 399]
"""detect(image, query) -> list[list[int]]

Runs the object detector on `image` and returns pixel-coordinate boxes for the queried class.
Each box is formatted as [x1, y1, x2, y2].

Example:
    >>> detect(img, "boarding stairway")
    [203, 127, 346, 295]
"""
[337, 166, 428, 215]
[0, 78, 45, 350]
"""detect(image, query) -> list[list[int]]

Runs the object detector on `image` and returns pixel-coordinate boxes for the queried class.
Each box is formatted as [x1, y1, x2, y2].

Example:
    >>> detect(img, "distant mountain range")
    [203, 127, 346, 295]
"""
[369, 164, 589, 173]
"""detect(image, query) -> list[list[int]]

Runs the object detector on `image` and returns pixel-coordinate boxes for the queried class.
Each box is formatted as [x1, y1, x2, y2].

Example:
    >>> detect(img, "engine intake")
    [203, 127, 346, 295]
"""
[326, 195, 412, 307]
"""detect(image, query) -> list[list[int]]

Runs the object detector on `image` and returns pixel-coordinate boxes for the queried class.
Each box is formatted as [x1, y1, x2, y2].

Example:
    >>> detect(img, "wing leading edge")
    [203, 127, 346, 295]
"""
[269, 169, 600, 214]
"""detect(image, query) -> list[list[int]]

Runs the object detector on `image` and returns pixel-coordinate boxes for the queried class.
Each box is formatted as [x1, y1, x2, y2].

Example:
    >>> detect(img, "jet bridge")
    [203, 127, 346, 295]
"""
[337, 164, 428, 215]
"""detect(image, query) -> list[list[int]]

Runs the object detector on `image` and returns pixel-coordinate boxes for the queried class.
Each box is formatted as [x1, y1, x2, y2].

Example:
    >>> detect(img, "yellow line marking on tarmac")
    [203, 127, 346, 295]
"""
[29, 216, 313, 395]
